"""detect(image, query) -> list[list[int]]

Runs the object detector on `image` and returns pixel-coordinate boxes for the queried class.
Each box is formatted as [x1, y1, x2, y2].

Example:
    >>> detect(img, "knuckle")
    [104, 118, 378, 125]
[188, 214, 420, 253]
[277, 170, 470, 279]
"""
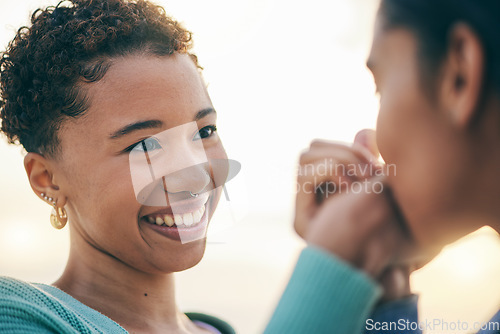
[299, 152, 312, 165]
[310, 139, 325, 147]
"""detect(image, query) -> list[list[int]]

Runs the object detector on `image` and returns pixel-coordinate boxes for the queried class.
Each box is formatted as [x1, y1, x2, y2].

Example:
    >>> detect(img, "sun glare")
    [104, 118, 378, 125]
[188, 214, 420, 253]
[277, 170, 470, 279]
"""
[1, 222, 37, 251]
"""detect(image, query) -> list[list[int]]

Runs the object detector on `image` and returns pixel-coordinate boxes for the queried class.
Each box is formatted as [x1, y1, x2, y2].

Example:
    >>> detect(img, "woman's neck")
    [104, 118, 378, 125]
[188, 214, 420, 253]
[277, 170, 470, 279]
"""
[52, 231, 194, 333]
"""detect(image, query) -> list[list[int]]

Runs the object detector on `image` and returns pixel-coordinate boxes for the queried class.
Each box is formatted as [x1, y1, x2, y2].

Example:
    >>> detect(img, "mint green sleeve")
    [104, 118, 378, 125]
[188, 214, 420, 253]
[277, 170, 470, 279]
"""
[264, 246, 382, 334]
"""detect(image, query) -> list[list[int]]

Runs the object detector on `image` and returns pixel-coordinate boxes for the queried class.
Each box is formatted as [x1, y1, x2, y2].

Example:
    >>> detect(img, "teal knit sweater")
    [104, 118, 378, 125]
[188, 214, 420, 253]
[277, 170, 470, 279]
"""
[0, 247, 379, 333]
[0, 277, 234, 333]
[0, 277, 127, 333]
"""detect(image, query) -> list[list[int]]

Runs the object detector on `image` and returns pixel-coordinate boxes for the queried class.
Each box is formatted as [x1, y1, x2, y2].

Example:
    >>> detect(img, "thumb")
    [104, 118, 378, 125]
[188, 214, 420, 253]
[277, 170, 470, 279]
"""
[353, 129, 380, 160]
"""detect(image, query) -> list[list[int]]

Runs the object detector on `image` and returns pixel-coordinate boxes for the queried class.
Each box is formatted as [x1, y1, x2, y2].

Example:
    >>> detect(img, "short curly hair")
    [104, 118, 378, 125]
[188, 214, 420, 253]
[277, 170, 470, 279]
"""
[0, 0, 198, 157]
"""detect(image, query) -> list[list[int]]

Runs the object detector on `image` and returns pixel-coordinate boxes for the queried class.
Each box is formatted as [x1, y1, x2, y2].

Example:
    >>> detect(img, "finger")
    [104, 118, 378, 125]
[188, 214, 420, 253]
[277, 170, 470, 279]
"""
[297, 147, 362, 197]
[309, 139, 350, 147]
[300, 145, 372, 167]
[299, 149, 375, 180]
[294, 172, 353, 237]
[294, 173, 334, 238]
[308, 140, 382, 175]
[306, 139, 376, 165]
[294, 169, 354, 238]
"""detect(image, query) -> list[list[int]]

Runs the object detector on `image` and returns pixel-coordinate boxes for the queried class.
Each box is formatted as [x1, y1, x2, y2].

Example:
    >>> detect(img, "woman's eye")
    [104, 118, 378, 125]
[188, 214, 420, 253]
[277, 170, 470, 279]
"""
[130, 137, 162, 153]
[193, 125, 217, 141]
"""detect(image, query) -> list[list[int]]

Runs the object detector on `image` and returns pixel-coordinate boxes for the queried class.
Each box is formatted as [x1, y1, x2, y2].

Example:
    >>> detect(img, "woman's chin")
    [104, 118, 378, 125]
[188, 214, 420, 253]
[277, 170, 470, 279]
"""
[172, 239, 207, 272]
[160, 238, 207, 273]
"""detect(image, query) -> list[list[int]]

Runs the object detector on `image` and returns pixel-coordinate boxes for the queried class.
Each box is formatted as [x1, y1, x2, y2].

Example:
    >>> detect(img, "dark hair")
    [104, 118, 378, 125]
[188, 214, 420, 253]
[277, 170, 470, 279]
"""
[0, 0, 198, 157]
[380, 0, 500, 98]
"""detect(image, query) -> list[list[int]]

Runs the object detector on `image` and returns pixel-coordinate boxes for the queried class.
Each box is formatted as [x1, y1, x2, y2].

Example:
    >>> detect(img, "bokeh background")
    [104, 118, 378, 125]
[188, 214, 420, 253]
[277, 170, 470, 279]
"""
[1, 0, 500, 333]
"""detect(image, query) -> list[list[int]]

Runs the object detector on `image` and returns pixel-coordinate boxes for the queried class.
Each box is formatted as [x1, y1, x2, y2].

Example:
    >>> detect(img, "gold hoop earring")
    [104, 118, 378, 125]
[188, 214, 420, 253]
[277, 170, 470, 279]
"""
[42, 192, 68, 229]
[50, 206, 68, 230]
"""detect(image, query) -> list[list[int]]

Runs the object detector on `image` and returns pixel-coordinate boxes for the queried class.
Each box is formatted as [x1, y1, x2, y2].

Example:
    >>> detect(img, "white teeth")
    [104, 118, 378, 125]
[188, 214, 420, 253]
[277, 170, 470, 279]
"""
[192, 209, 202, 223]
[183, 213, 194, 226]
[173, 214, 183, 226]
[193, 206, 205, 223]
[164, 215, 174, 227]
[147, 205, 206, 228]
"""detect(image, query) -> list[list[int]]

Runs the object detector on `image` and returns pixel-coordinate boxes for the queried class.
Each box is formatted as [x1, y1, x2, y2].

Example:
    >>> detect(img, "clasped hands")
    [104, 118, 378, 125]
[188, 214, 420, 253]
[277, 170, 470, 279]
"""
[294, 129, 428, 301]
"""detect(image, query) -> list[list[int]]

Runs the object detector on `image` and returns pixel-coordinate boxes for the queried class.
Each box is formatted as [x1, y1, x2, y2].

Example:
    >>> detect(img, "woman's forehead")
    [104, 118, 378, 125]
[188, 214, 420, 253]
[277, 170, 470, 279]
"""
[84, 55, 208, 118]
[59, 54, 212, 143]
[91, 54, 204, 100]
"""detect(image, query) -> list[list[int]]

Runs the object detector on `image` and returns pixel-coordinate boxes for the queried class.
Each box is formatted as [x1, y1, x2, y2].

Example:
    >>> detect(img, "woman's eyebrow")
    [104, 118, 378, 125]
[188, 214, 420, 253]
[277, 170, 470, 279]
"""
[109, 120, 163, 139]
[109, 108, 216, 140]
[194, 107, 216, 121]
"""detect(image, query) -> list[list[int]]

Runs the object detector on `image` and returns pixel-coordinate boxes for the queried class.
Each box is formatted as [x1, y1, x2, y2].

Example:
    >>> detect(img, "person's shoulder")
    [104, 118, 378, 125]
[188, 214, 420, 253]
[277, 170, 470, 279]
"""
[0, 276, 128, 333]
[0, 276, 33, 287]
[185, 312, 236, 334]
[0, 276, 41, 300]
[0, 275, 58, 318]
[0, 276, 68, 333]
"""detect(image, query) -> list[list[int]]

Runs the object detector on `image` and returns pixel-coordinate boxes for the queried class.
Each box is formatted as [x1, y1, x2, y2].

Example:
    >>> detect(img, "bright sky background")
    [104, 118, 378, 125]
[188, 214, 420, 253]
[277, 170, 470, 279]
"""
[1, 0, 500, 333]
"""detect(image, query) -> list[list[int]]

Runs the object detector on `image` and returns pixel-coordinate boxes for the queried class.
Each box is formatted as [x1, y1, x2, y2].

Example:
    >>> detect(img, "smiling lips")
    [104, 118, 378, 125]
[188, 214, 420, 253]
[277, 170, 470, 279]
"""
[144, 205, 206, 228]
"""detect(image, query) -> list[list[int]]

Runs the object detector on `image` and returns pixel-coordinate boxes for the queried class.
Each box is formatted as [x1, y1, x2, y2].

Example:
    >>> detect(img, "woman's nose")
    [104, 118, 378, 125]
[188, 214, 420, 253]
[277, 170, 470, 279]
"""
[161, 162, 211, 195]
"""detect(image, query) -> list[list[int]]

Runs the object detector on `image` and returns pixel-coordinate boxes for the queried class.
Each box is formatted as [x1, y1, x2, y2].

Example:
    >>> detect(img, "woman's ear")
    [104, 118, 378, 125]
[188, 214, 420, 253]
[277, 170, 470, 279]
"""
[24, 152, 61, 200]
[440, 23, 485, 127]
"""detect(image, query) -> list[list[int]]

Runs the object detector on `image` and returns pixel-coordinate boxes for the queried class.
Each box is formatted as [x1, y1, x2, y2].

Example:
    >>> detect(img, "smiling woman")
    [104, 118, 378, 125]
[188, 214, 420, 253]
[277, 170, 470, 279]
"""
[0, 0, 234, 333]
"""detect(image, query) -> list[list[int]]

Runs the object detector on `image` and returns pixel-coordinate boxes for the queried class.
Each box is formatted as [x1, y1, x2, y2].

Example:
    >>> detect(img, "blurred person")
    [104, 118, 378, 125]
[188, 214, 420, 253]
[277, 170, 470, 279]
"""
[265, 0, 500, 333]
[0, 0, 235, 332]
